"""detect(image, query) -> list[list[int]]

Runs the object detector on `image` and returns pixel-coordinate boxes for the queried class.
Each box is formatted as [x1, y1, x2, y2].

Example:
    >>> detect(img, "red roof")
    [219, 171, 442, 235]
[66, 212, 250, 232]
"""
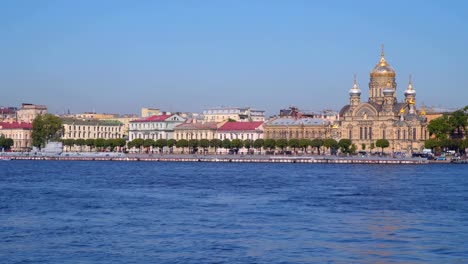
[0, 122, 32, 129]
[131, 114, 172, 123]
[218, 121, 263, 131]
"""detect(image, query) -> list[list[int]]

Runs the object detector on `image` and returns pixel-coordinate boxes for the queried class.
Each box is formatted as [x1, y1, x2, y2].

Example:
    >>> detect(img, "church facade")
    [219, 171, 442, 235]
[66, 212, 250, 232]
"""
[338, 46, 428, 154]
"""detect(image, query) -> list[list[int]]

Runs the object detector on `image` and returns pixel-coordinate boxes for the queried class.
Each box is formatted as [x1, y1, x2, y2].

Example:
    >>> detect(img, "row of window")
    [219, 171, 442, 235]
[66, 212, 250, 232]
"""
[265, 130, 326, 139]
[130, 123, 169, 129]
[67, 125, 121, 132]
[65, 132, 122, 139]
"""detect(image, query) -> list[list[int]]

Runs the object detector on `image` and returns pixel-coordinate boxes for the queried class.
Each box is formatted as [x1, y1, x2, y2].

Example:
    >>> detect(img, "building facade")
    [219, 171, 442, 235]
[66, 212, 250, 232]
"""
[174, 121, 220, 140]
[16, 103, 47, 123]
[263, 118, 331, 140]
[129, 114, 185, 141]
[338, 46, 428, 153]
[0, 107, 18, 122]
[61, 118, 124, 140]
[203, 107, 265, 122]
[0, 122, 33, 151]
[217, 121, 264, 141]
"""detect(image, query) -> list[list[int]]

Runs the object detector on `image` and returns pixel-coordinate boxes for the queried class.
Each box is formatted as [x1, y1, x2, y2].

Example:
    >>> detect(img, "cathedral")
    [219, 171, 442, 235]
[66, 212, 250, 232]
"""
[339, 46, 428, 154]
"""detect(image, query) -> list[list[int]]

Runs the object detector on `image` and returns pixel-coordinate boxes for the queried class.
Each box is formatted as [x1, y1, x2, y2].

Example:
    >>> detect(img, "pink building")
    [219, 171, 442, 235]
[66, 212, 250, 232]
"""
[0, 122, 33, 151]
[217, 121, 264, 141]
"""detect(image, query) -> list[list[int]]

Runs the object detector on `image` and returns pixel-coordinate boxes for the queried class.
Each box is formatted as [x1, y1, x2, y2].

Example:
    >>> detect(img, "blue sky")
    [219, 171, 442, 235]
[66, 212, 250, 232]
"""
[1, 0, 467, 116]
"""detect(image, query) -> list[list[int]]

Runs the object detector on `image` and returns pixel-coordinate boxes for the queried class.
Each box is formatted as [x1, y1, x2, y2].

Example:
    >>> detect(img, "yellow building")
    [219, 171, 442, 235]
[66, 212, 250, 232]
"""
[141, 108, 161, 118]
[61, 118, 124, 140]
[0, 122, 33, 151]
[174, 121, 221, 140]
[338, 46, 428, 153]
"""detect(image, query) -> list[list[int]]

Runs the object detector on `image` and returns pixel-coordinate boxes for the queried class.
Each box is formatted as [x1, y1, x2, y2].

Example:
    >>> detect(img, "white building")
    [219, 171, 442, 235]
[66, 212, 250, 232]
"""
[217, 121, 264, 141]
[129, 114, 185, 141]
[203, 107, 265, 122]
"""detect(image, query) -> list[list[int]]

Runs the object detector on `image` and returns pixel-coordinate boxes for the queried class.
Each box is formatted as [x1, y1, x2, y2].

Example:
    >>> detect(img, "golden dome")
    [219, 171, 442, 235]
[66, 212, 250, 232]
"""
[370, 44, 395, 77]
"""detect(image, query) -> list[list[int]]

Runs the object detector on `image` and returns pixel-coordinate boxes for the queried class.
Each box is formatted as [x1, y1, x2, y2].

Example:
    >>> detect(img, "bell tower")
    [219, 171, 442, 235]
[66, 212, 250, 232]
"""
[369, 45, 397, 104]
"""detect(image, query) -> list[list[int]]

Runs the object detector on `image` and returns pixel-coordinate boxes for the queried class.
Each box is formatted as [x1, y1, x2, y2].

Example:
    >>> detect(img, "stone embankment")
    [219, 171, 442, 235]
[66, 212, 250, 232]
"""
[3, 154, 432, 164]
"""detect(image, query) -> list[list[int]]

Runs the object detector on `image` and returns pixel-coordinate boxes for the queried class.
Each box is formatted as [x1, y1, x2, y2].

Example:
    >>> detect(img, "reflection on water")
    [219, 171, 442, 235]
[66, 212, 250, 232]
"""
[0, 161, 467, 263]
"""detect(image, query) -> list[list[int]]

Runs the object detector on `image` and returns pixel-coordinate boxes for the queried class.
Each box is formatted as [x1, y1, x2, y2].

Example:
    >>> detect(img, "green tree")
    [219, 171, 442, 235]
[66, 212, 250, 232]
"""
[85, 138, 95, 152]
[263, 139, 276, 152]
[105, 139, 116, 151]
[376, 139, 390, 153]
[143, 139, 155, 153]
[199, 139, 210, 153]
[75, 139, 86, 152]
[113, 138, 126, 152]
[32, 114, 63, 149]
[338, 139, 352, 154]
[310, 139, 323, 155]
[221, 139, 231, 150]
[0, 135, 14, 151]
[427, 115, 450, 140]
[424, 138, 439, 151]
[299, 139, 311, 154]
[448, 108, 468, 137]
[276, 139, 288, 150]
[129, 138, 144, 153]
[243, 139, 253, 154]
[361, 143, 366, 151]
[188, 139, 199, 153]
[167, 139, 177, 153]
[323, 138, 338, 155]
[94, 138, 107, 151]
[154, 139, 167, 153]
[370, 142, 375, 153]
[210, 139, 222, 153]
[176, 139, 189, 154]
[253, 139, 264, 154]
[231, 139, 243, 149]
[63, 139, 75, 152]
[288, 139, 300, 153]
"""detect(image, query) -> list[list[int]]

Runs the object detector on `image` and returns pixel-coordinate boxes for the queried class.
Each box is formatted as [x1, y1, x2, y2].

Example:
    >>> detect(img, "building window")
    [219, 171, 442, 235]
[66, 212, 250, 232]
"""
[360, 127, 363, 140]
[349, 130, 352, 139]
[383, 129, 386, 139]
[364, 127, 367, 140]
[369, 127, 372, 140]
[413, 128, 417, 140]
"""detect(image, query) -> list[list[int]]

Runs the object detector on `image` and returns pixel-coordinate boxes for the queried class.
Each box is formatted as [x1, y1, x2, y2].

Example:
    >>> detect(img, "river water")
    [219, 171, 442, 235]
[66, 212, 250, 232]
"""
[1, 161, 467, 263]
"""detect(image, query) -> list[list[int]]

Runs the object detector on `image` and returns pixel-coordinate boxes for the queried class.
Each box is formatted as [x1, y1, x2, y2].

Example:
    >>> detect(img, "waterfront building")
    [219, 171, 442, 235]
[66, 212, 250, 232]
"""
[73, 112, 118, 119]
[279, 107, 339, 122]
[217, 121, 264, 141]
[263, 117, 331, 140]
[0, 121, 32, 151]
[338, 46, 428, 153]
[61, 118, 124, 140]
[100, 116, 139, 139]
[174, 120, 221, 140]
[128, 114, 185, 141]
[141, 107, 161, 118]
[203, 107, 265, 122]
[16, 103, 47, 123]
[0, 107, 18, 122]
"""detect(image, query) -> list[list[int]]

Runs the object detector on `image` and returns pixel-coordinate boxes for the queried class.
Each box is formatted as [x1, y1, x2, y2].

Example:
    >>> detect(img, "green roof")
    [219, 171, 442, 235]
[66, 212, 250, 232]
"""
[61, 118, 123, 126]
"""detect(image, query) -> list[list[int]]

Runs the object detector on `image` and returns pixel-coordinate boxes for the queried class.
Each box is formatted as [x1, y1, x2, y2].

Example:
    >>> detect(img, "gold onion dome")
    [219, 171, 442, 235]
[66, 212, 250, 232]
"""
[349, 74, 361, 96]
[404, 75, 416, 96]
[370, 45, 395, 77]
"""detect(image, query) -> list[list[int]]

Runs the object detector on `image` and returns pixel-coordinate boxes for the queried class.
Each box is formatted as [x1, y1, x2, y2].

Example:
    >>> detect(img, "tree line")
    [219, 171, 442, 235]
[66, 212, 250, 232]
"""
[126, 137, 391, 154]
[61, 138, 126, 152]
[425, 106, 468, 154]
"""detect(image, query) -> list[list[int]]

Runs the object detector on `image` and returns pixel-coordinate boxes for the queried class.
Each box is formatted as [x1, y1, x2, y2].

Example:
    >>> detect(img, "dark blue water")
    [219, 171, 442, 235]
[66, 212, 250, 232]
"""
[1, 161, 467, 263]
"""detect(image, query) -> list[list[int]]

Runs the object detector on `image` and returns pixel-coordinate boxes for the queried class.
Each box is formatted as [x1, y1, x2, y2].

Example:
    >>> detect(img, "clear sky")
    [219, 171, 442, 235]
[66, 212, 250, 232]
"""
[1, 0, 467, 116]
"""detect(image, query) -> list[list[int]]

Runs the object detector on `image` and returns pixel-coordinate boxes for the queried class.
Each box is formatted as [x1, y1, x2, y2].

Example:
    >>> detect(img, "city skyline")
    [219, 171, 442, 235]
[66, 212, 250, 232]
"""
[1, 1, 467, 116]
